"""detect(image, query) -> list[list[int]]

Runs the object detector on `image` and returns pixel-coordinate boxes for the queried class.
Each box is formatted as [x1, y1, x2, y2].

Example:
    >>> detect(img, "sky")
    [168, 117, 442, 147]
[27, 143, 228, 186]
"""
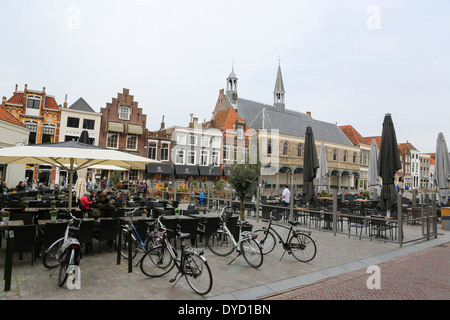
[0, 0, 449, 153]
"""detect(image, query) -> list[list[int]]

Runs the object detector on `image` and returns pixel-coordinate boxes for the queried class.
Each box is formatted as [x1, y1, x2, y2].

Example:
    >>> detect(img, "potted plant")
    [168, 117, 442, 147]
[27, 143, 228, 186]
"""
[20, 200, 28, 210]
[93, 210, 101, 220]
[50, 209, 58, 222]
[1, 210, 10, 223]
[50, 200, 57, 209]
[174, 208, 181, 215]
[130, 195, 134, 202]
[142, 208, 148, 218]
[36, 194, 43, 201]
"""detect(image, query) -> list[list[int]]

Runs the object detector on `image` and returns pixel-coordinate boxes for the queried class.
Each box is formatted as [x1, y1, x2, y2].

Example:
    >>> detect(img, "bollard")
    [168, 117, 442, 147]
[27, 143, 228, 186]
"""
[127, 226, 133, 273]
[4, 230, 14, 292]
[117, 226, 123, 265]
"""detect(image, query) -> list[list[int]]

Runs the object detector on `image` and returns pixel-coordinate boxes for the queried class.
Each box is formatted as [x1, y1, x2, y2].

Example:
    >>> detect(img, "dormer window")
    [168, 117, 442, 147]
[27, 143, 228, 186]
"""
[26, 97, 41, 117]
[119, 106, 130, 120]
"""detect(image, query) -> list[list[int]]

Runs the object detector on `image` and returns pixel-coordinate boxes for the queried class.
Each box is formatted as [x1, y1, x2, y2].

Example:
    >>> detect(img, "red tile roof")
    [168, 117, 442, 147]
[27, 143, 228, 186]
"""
[339, 125, 370, 146]
[6, 91, 59, 109]
[364, 136, 382, 149]
[0, 105, 25, 127]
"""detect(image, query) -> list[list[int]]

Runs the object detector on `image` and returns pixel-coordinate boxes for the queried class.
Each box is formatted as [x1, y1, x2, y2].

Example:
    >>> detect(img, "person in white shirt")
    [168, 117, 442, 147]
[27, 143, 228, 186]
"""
[280, 185, 290, 221]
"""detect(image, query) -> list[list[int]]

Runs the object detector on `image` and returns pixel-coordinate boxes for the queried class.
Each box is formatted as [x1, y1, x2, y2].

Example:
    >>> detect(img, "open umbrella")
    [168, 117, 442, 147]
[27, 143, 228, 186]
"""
[377, 114, 402, 216]
[316, 143, 328, 193]
[368, 138, 381, 200]
[434, 132, 450, 205]
[302, 126, 319, 204]
[0, 140, 156, 210]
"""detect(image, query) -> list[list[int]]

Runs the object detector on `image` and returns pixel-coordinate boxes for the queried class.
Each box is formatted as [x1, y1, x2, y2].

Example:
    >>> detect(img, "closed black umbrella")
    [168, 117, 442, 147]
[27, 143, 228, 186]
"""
[302, 126, 319, 204]
[377, 114, 402, 213]
[79, 130, 90, 144]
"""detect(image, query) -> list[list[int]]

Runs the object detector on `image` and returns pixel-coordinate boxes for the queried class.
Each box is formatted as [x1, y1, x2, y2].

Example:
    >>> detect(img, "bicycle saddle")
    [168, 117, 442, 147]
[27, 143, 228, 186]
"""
[178, 232, 191, 240]
[288, 221, 302, 227]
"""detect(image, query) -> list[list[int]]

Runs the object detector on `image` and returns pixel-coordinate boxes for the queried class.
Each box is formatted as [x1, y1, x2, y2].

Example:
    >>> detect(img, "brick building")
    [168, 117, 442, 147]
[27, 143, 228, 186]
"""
[99, 88, 148, 183]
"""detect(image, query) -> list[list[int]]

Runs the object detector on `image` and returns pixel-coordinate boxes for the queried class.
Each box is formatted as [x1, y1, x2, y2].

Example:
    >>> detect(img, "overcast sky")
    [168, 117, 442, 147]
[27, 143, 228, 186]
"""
[1, 0, 449, 153]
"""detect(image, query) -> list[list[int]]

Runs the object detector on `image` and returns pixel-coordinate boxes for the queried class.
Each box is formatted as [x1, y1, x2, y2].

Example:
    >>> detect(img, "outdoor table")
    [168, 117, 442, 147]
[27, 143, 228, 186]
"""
[370, 215, 394, 239]
[0, 220, 24, 231]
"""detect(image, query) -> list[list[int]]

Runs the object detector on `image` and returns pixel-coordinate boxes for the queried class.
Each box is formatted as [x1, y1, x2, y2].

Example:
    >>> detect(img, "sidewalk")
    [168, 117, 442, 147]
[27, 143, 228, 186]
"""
[1, 215, 449, 300]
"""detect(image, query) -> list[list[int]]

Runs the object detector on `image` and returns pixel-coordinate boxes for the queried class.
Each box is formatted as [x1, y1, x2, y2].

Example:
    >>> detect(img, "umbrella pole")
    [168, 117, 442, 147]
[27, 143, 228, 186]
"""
[68, 159, 74, 211]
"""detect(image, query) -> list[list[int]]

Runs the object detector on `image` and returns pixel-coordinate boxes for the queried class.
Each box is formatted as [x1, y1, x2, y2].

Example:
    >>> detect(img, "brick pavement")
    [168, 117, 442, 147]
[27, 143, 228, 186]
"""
[1, 214, 449, 300]
[260, 241, 450, 300]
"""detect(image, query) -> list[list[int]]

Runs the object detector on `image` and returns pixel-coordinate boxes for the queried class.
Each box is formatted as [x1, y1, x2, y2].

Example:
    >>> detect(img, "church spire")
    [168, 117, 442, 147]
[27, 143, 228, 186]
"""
[273, 60, 285, 112]
[226, 57, 238, 107]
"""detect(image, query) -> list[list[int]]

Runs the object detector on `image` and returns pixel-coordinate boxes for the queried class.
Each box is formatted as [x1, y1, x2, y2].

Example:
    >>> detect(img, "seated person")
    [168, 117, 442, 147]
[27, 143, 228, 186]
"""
[80, 192, 93, 212]
[114, 192, 125, 207]
[98, 198, 116, 218]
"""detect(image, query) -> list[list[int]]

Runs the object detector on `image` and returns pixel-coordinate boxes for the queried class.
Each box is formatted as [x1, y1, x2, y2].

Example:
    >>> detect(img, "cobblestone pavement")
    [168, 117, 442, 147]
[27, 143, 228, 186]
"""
[1, 213, 449, 301]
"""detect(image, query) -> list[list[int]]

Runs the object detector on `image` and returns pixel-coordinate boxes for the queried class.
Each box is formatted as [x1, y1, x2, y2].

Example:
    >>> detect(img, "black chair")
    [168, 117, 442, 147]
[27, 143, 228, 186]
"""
[78, 219, 94, 254]
[93, 218, 120, 254]
[226, 215, 239, 242]
[37, 209, 51, 220]
[157, 209, 174, 217]
[37, 221, 69, 257]
[9, 224, 37, 265]
[179, 218, 199, 247]
[370, 218, 391, 240]
[308, 211, 324, 228]
[197, 217, 220, 247]
[183, 209, 199, 216]
[160, 217, 179, 248]
[348, 215, 369, 239]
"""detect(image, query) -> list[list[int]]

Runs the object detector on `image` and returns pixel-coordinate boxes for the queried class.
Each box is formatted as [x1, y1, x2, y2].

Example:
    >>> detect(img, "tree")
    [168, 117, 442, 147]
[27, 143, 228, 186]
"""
[110, 171, 121, 189]
[228, 142, 261, 221]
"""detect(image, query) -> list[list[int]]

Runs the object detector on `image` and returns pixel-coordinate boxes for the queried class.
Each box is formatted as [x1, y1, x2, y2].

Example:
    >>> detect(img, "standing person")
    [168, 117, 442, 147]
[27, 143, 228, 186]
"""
[199, 189, 206, 205]
[136, 180, 147, 197]
[1, 181, 9, 193]
[280, 184, 291, 221]
[101, 177, 107, 190]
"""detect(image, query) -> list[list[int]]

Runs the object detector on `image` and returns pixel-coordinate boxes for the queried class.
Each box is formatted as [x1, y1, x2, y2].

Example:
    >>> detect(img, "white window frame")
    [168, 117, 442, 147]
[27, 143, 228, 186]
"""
[161, 142, 170, 162]
[148, 140, 157, 160]
[223, 145, 231, 161]
[177, 134, 187, 145]
[211, 137, 221, 148]
[200, 150, 209, 166]
[119, 106, 130, 120]
[187, 150, 196, 165]
[175, 150, 185, 165]
[126, 134, 138, 151]
[211, 151, 220, 166]
[188, 134, 197, 146]
[201, 136, 210, 147]
[106, 132, 119, 149]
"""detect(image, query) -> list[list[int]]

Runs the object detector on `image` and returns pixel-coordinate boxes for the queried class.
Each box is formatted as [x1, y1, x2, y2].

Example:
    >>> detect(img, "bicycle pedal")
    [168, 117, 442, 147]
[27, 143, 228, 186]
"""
[169, 278, 176, 283]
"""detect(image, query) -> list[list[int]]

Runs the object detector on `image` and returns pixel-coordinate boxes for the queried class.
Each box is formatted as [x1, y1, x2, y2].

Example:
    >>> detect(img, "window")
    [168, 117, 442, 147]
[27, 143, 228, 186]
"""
[343, 150, 347, 162]
[267, 139, 272, 155]
[211, 137, 221, 148]
[223, 145, 231, 161]
[148, 141, 157, 160]
[212, 151, 220, 166]
[119, 106, 130, 120]
[106, 133, 119, 149]
[200, 150, 209, 166]
[26, 123, 38, 145]
[175, 150, 184, 164]
[67, 117, 80, 128]
[283, 141, 289, 156]
[333, 149, 337, 161]
[353, 152, 357, 163]
[161, 142, 169, 161]
[236, 126, 244, 139]
[129, 169, 139, 181]
[82, 119, 95, 130]
[127, 135, 138, 150]
[188, 134, 197, 146]
[42, 126, 55, 144]
[187, 151, 196, 165]
[297, 143, 303, 157]
[177, 134, 186, 145]
[26, 98, 40, 109]
[201, 136, 210, 147]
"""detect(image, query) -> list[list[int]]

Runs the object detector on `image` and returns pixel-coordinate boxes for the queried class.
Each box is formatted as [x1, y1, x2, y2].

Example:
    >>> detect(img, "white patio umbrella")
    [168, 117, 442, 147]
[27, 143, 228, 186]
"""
[0, 140, 157, 210]
[74, 167, 87, 201]
[368, 139, 381, 200]
[434, 132, 450, 205]
[316, 143, 328, 193]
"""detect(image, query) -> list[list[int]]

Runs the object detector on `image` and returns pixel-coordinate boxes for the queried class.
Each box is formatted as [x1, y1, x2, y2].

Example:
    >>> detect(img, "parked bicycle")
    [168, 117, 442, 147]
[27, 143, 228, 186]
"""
[42, 210, 83, 287]
[207, 206, 263, 268]
[254, 210, 317, 262]
[139, 214, 213, 295]
[118, 207, 161, 261]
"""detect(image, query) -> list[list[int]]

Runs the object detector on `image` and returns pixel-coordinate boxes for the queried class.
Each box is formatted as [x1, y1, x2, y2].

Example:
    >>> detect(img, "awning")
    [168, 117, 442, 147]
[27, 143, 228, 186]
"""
[127, 124, 143, 135]
[198, 166, 221, 177]
[107, 122, 124, 133]
[174, 165, 199, 176]
[146, 163, 173, 175]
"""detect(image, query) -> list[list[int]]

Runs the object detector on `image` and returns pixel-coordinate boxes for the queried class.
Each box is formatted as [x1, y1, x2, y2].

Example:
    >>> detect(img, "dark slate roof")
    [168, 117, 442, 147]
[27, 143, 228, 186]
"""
[68, 97, 96, 113]
[230, 96, 353, 146]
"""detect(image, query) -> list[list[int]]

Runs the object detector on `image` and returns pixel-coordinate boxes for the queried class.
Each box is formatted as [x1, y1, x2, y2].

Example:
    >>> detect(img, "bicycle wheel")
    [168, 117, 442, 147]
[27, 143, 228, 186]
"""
[57, 249, 70, 287]
[140, 245, 175, 277]
[183, 253, 213, 295]
[144, 231, 163, 251]
[240, 238, 263, 268]
[289, 233, 317, 262]
[118, 231, 138, 260]
[253, 229, 276, 255]
[207, 230, 235, 256]
[43, 238, 63, 269]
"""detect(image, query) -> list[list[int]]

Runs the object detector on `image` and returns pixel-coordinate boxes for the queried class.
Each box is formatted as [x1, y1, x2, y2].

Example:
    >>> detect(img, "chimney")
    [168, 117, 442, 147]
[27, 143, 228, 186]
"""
[160, 115, 165, 130]
[43, 87, 46, 94]
[2, 96, 6, 107]
[15, 84, 18, 93]
[306, 111, 312, 118]
[193, 117, 198, 128]
[63, 94, 68, 108]
[24, 84, 28, 93]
